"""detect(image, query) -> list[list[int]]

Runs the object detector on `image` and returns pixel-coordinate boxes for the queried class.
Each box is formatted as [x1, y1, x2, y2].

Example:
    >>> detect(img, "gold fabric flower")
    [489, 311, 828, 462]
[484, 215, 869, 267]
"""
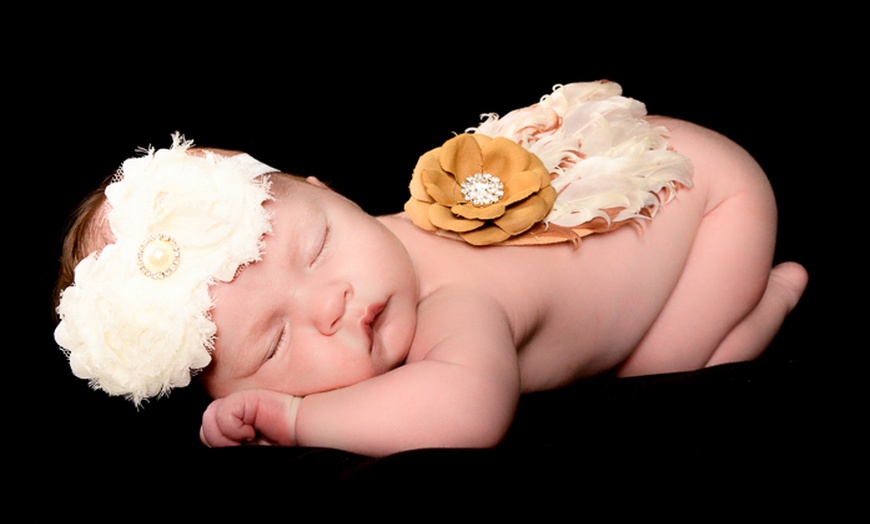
[404, 133, 557, 246]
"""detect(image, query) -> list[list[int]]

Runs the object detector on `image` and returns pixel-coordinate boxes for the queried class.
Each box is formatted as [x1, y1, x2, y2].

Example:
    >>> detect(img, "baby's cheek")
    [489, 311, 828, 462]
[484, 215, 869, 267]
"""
[198, 369, 230, 400]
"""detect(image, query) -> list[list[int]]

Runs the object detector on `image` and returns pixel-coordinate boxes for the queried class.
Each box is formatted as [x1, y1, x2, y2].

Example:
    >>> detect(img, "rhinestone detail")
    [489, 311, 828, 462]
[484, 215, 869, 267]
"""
[461, 173, 504, 207]
[138, 234, 181, 279]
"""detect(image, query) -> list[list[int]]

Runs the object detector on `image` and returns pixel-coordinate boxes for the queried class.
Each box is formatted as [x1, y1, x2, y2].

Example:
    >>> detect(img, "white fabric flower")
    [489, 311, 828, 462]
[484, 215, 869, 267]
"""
[54, 135, 275, 405]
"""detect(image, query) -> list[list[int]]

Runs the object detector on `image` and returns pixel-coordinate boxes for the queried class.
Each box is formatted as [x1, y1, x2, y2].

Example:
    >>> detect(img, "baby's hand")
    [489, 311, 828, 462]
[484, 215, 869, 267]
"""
[199, 389, 302, 447]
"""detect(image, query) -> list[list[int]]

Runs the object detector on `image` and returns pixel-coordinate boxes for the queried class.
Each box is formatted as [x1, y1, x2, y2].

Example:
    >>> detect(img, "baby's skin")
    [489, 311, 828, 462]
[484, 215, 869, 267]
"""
[198, 117, 808, 456]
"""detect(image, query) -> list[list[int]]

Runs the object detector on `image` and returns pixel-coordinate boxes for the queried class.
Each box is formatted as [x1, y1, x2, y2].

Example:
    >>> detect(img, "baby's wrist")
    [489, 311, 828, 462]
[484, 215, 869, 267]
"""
[287, 395, 303, 446]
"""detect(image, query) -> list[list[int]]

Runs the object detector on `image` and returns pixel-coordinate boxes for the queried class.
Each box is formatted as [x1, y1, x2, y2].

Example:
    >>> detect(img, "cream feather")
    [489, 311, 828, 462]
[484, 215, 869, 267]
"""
[470, 81, 693, 231]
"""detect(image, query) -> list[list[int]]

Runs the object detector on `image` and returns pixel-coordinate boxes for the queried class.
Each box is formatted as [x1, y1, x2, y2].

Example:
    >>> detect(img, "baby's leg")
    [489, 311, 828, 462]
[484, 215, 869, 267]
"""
[617, 120, 807, 377]
[705, 261, 807, 367]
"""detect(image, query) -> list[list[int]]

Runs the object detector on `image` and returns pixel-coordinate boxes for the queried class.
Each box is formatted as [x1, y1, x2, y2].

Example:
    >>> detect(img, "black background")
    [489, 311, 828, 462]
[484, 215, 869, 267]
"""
[14, 9, 856, 512]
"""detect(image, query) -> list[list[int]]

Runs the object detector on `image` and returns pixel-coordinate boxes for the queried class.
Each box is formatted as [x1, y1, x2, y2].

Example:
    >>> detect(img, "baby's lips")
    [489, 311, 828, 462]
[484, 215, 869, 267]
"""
[360, 302, 387, 350]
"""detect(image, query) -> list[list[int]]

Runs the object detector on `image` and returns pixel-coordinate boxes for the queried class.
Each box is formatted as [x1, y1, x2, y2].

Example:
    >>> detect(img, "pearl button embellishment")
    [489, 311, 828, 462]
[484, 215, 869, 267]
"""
[138, 234, 180, 279]
[461, 173, 504, 207]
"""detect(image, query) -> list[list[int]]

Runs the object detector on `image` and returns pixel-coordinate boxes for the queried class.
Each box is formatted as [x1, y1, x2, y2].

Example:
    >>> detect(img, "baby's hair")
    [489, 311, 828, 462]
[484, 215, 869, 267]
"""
[54, 175, 113, 317]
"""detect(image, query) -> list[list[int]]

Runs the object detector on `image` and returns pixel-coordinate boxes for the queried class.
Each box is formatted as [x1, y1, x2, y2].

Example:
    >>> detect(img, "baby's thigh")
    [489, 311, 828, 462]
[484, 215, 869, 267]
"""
[617, 119, 778, 375]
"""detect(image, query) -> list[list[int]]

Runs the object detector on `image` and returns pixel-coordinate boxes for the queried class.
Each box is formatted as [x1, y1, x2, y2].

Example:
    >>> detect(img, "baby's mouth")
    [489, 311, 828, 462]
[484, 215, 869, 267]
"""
[362, 302, 387, 352]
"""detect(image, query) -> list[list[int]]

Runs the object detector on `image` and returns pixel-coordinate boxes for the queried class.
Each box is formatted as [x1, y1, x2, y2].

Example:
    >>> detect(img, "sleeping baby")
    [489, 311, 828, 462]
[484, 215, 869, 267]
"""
[54, 81, 808, 457]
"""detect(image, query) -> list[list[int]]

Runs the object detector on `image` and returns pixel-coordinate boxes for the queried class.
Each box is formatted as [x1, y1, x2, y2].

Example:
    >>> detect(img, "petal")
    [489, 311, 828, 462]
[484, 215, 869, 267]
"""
[460, 224, 512, 246]
[429, 204, 485, 233]
[501, 169, 543, 206]
[530, 154, 552, 188]
[439, 134, 484, 183]
[538, 183, 557, 207]
[408, 169, 433, 203]
[494, 193, 552, 235]
[409, 150, 442, 202]
[404, 199, 437, 231]
[416, 148, 443, 172]
[421, 168, 459, 206]
[481, 137, 531, 184]
[451, 201, 506, 220]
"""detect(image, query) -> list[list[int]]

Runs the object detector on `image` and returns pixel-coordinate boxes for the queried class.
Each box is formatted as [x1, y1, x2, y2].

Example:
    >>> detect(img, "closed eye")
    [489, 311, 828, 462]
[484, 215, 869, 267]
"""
[309, 223, 331, 268]
[266, 322, 290, 361]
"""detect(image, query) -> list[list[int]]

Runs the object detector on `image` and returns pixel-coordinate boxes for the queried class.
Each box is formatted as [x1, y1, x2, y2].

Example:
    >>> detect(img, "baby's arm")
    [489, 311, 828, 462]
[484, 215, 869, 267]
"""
[200, 389, 302, 447]
[201, 290, 521, 456]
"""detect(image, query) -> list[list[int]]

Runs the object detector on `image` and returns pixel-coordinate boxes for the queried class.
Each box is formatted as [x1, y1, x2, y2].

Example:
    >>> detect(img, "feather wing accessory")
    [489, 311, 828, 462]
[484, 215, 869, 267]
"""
[405, 81, 693, 247]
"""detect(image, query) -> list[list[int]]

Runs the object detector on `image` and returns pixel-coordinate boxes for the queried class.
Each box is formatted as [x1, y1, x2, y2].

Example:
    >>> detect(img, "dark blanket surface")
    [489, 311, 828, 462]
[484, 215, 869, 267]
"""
[20, 30, 850, 510]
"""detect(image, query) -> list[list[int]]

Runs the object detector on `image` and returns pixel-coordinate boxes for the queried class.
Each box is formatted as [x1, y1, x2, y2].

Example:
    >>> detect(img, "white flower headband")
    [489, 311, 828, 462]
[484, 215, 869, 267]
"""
[54, 135, 276, 405]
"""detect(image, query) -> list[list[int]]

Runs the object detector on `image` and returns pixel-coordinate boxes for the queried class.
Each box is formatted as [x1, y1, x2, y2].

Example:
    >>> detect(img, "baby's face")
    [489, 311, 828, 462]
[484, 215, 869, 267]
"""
[201, 176, 419, 398]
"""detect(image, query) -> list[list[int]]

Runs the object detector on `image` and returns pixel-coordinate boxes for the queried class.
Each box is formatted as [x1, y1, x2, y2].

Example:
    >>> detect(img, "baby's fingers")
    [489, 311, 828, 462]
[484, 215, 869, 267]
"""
[200, 398, 257, 447]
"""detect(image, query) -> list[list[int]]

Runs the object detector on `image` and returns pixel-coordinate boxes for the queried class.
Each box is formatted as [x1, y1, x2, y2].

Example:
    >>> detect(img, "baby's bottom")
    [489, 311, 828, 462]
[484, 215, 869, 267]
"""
[616, 120, 808, 377]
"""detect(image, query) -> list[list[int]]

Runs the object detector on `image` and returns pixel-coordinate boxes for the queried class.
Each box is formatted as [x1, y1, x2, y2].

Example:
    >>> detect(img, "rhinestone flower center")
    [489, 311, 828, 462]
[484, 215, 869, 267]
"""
[461, 172, 504, 207]
[138, 234, 180, 279]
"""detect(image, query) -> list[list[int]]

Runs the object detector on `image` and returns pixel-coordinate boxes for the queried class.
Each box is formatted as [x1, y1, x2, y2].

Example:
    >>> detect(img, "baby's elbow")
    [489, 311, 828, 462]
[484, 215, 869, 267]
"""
[443, 389, 518, 449]
[465, 416, 513, 449]
[433, 414, 506, 450]
[374, 407, 512, 456]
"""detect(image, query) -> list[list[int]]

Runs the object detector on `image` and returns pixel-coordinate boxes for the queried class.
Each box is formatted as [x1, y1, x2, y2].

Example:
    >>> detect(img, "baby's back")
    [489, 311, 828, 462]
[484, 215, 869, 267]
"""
[392, 117, 781, 390]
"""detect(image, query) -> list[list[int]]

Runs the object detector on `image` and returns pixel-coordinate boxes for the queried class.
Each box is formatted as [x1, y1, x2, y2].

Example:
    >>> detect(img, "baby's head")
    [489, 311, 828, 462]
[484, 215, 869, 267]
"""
[200, 170, 418, 399]
[54, 136, 417, 405]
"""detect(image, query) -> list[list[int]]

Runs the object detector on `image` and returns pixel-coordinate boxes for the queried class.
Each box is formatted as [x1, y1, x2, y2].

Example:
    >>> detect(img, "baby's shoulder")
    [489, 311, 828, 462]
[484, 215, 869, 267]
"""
[407, 284, 515, 363]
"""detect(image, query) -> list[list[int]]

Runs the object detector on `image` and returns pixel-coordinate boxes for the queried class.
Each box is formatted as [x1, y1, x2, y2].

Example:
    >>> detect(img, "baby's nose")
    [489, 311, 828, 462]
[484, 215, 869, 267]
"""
[313, 281, 352, 335]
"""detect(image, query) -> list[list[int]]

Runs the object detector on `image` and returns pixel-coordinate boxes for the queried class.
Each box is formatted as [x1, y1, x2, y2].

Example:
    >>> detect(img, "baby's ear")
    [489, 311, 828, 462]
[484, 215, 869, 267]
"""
[306, 176, 328, 189]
